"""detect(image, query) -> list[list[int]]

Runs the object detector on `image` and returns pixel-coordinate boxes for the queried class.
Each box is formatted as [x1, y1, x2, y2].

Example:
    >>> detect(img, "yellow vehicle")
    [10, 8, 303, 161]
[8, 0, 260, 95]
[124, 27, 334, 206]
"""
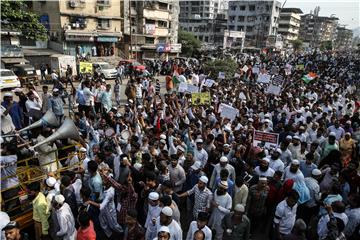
[1, 144, 82, 229]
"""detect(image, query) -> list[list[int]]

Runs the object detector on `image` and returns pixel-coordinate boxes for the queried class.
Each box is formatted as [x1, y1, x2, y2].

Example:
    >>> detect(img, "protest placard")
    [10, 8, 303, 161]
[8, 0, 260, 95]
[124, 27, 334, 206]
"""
[242, 65, 249, 73]
[234, 73, 241, 78]
[272, 75, 284, 86]
[252, 67, 260, 74]
[257, 74, 271, 83]
[203, 79, 215, 87]
[271, 66, 279, 75]
[296, 64, 305, 70]
[219, 103, 239, 121]
[239, 92, 246, 100]
[253, 130, 279, 149]
[266, 84, 282, 95]
[79, 62, 93, 73]
[218, 72, 225, 79]
[178, 82, 199, 93]
[191, 92, 211, 105]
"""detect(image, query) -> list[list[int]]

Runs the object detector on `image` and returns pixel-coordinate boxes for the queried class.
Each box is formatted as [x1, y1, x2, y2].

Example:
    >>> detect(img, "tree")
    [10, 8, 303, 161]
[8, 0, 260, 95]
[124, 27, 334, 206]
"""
[1, 0, 48, 41]
[320, 41, 333, 51]
[290, 39, 303, 52]
[203, 58, 238, 80]
[178, 30, 201, 57]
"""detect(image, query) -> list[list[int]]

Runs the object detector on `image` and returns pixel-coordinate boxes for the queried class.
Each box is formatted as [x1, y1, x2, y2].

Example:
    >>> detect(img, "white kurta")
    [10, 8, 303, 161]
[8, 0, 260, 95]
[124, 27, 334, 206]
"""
[145, 204, 162, 240]
[36, 135, 60, 173]
[56, 203, 76, 240]
[208, 191, 232, 240]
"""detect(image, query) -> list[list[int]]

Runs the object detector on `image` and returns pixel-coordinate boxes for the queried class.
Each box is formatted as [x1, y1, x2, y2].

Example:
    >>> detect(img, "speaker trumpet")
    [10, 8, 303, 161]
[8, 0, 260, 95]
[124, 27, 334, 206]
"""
[30, 118, 80, 150]
[1, 110, 59, 137]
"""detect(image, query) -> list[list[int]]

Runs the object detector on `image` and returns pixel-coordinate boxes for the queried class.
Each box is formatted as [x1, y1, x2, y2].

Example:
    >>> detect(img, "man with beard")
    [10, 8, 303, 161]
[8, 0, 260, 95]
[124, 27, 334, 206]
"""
[48, 88, 64, 122]
[209, 156, 235, 190]
[283, 160, 305, 182]
[279, 140, 293, 166]
[269, 148, 285, 173]
[145, 192, 162, 240]
[168, 155, 186, 193]
[193, 139, 208, 169]
[208, 181, 232, 240]
[222, 204, 250, 240]
[254, 158, 275, 178]
[288, 136, 302, 160]
[320, 132, 339, 160]
[156, 207, 182, 240]
[186, 212, 212, 240]
[3, 221, 29, 240]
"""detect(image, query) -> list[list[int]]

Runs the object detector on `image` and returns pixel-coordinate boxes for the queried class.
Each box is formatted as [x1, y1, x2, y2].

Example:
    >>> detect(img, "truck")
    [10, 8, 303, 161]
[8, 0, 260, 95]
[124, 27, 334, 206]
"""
[50, 54, 77, 77]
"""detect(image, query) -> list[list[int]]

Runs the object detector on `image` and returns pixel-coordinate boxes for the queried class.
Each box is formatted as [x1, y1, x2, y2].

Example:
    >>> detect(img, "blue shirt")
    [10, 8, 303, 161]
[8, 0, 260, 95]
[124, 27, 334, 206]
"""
[1, 101, 23, 129]
[48, 96, 64, 116]
[89, 172, 103, 202]
[299, 160, 317, 178]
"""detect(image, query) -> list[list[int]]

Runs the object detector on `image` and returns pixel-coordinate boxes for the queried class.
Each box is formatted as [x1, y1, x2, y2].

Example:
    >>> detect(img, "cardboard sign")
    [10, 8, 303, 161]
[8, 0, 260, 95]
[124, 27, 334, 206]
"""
[219, 103, 239, 121]
[253, 130, 279, 149]
[178, 82, 199, 93]
[239, 92, 246, 100]
[234, 73, 241, 78]
[203, 79, 215, 87]
[79, 62, 93, 73]
[266, 84, 282, 95]
[191, 92, 211, 105]
[218, 72, 225, 79]
[242, 65, 249, 72]
[296, 64, 304, 70]
[272, 75, 284, 86]
[257, 74, 271, 83]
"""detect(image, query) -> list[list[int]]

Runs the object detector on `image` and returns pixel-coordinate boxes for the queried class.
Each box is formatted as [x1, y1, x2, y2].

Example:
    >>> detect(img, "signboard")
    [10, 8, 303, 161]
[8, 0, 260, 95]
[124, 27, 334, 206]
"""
[79, 62, 93, 74]
[156, 43, 171, 53]
[219, 103, 239, 121]
[178, 82, 199, 93]
[253, 130, 279, 149]
[257, 74, 271, 83]
[218, 72, 225, 79]
[170, 44, 182, 53]
[191, 92, 211, 105]
[242, 65, 249, 72]
[203, 79, 215, 87]
[266, 84, 282, 95]
[97, 36, 118, 42]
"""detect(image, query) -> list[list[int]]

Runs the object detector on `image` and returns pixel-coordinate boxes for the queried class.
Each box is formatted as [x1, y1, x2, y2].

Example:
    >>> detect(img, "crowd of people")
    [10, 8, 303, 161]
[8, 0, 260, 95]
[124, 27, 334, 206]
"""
[1, 49, 360, 240]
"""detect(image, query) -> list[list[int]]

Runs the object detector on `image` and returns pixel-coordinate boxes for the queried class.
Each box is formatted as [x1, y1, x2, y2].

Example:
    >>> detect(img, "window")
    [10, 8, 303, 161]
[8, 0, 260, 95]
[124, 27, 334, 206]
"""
[229, 25, 235, 30]
[158, 20, 167, 28]
[158, 2, 168, 10]
[229, 16, 236, 22]
[145, 19, 156, 24]
[204, 7, 209, 11]
[199, 35, 203, 41]
[131, 1, 136, 7]
[205, 36, 209, 42]
[97, 0, 110, 6]
[230, 6, 236, 11]
[237, 26, 244, 31]
[249, 5, 255, 11]
[247, 16, 255, 22]
[97, 19, 110, 29]
[238, 16, 245, 22]
[158, 37, 166, 43]
[240, 5, 246, 10]
[246, 26, 253, 32]
[205, 13, 209, 17]
[145, 37, 154, 44]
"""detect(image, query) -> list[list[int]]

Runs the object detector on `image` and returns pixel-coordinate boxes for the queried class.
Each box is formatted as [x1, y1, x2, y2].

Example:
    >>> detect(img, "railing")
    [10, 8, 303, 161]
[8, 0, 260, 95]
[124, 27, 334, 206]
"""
[1, 143, 82, 221]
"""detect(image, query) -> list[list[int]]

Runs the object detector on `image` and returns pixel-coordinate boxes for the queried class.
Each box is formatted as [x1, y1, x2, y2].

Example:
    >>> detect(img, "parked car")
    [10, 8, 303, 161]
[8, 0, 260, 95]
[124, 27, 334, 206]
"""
[0, 69, 21, 90]
[11, 64, 39, 86]
[118, 59, 146, 72]
[93, 62, 117, 79]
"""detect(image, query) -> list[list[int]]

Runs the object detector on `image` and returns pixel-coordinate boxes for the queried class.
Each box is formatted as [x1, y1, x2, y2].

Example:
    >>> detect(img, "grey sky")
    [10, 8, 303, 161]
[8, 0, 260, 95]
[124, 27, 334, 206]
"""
[283, 0, 360, 29]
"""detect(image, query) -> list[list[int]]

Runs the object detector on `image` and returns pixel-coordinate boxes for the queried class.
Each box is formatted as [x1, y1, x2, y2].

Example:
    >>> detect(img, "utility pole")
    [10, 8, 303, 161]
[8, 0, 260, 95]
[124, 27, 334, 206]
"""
[129, 0, 133, 59]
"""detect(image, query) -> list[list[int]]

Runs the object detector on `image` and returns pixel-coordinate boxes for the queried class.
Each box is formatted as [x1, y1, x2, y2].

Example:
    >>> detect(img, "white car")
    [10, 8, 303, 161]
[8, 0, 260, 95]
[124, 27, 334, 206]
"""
[0, 69, 21, 90]
[93, 62, 117, 79]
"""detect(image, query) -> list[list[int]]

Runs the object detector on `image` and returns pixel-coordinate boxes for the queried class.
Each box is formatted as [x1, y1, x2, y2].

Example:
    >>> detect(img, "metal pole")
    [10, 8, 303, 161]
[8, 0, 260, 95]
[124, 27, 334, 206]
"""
[129, 0, 133, 59]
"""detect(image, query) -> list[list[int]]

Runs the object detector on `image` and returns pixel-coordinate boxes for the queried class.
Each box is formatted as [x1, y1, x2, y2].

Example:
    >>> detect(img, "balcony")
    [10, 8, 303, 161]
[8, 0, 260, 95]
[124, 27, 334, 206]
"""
[68, 0, 86, 8]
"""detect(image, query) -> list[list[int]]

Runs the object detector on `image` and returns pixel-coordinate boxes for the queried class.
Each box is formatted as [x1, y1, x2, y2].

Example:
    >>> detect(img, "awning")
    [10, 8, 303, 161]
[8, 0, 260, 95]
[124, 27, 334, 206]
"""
[1, 58, 29, 64]
[97, 36, 119, 42]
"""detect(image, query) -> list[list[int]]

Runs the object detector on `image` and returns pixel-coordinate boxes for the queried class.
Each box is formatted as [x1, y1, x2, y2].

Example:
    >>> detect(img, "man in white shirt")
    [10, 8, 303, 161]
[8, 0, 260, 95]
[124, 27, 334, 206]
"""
[186, 212, 212, 240]
[273, 190, 299, 238]
[254, 158, 275, 177]
[283, 160, 305, 182]
[193, 139, 208, 168]
[53, 195, 77, 240]
[156, 207, 182, 240]
[209, 156, 236, 190]
[269, 148, 285, 172]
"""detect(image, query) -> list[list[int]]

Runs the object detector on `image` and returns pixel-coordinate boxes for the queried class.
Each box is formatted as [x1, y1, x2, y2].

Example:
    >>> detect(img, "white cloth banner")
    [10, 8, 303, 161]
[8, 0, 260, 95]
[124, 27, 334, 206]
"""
[219, 103, 239, 121]
[178, 82, 199, 93]
[266, 84, 282, 95]
[203, 79, 215, 87]
[252, 67, 260, 74]
[257, 74, 271, 83]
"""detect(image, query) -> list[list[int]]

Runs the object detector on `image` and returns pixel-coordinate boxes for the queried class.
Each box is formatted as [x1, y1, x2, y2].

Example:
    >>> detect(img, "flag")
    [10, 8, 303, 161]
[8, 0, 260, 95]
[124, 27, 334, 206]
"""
[302, 72, 317, 84]
[172, 66, 180, 84]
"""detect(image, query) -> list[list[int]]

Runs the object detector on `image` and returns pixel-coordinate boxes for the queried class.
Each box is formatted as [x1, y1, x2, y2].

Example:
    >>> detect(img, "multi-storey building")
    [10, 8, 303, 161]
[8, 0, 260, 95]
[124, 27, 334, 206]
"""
[299, 7, 338, 48]
[179, 0, 228, 47]
[123, 0, 181, 60]
[31, 0, 123, 57]
[278, 8, 302, 46]
[227, 0, 281, 48]
[335, 26, 353, 50]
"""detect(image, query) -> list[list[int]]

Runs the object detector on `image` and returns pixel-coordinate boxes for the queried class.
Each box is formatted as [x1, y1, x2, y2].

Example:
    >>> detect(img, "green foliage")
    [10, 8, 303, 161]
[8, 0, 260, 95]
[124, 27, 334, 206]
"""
[178, 30, 201, 57]
[290, 39, 303, 51]
[1, 0, 48, 41]
[203, 58, 238, 79]
[320, 41, 333, 51]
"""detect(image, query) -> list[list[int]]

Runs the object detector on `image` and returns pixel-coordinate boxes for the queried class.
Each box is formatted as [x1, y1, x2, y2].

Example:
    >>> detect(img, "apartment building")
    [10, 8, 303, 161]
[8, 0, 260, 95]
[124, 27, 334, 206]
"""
[123, 0, 181, 60]
[179, 0, 228, 47]
[299, 8, 339, 48]
[278, 8, 302, 45]
[227, 0, 281, 48]
[31, 0, 123, 57]
[335, 27, 353, 50]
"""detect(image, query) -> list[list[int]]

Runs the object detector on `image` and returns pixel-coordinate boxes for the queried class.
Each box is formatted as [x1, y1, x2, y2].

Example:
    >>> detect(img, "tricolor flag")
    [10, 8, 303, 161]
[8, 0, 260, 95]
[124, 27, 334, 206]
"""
[302, 72, 317, 84]
[172, 65, 180, 84]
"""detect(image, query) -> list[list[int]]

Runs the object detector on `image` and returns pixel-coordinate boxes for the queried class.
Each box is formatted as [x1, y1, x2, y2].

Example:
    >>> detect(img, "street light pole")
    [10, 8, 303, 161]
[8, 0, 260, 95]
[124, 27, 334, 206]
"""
[129, 0, 133, 59]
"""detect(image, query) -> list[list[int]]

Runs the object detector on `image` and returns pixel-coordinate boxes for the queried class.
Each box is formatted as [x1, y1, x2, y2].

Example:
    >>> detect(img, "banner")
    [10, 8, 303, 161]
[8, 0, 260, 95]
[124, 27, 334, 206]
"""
[296, 64, 304, 70]
[203, 79, 215, 87]
[257, 74, 271, 83]
[252, 67, 260, 74]
[266, 84, 282, 95]
[242, 65, 249, 72]
[178, 82, 199, 93]
[79, 62, 93, 74]
[191, 92, 211, 105]
[253, 130, 279, 149]
[219, 103, 239, 121]
[272, 75, 284, 86]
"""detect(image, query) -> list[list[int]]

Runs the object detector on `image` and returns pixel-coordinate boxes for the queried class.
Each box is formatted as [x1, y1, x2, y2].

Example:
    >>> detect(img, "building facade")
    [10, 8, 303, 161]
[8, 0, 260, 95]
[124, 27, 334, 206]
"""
[123, 0, 181, 60]
[179, 0, 228, 47]
[227, 0, 281, 48]
[31, 0, 123, 57]
[278, 8, 302, 46]
[299, 7, 339, 48]
[335, 27, 353, 50]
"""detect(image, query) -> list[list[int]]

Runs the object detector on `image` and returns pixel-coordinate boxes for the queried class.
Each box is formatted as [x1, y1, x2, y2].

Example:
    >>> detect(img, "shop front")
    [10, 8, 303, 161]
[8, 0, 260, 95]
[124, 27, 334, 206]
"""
[64, 32, 96, 57]
[95, 36, 119, 57]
